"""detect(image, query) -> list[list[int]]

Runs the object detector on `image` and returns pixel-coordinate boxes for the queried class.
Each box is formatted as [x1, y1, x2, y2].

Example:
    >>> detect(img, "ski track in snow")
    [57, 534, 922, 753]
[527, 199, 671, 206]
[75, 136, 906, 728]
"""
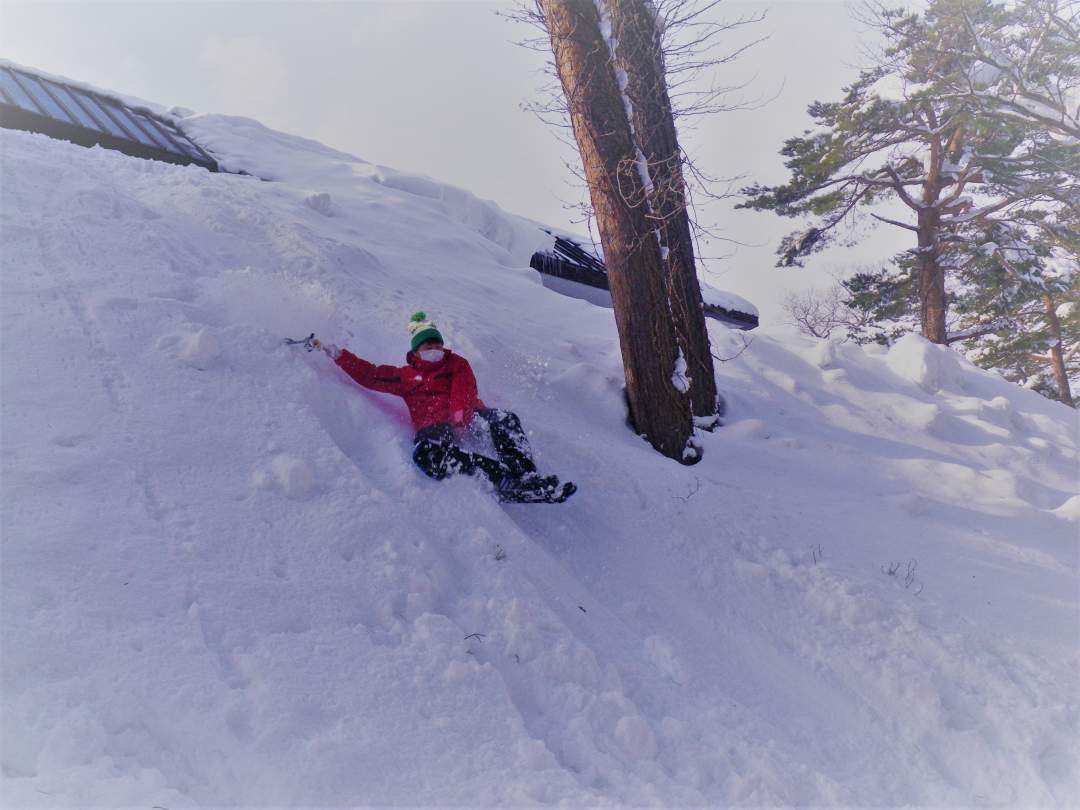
[1, 125, 1078, 808]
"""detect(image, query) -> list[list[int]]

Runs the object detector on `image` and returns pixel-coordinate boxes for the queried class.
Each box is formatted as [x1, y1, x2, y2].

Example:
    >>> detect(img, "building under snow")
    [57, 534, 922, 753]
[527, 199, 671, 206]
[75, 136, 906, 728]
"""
[0, 61, 758, 328]
[529, 231, 759, 330]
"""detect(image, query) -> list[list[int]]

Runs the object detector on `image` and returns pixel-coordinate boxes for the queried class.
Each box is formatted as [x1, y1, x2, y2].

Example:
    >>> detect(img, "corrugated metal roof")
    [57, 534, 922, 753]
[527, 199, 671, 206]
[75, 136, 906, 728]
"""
[0, 64, 218, 172]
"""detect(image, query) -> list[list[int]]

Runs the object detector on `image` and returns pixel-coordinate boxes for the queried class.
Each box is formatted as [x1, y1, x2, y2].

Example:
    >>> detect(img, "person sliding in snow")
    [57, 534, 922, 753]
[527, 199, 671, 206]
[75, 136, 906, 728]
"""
[309, 312, 575, 503]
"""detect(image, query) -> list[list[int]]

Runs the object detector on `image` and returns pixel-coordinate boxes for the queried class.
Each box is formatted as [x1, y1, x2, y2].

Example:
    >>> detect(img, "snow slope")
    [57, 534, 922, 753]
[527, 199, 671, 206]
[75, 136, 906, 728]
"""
[2, 112, 1078, 808]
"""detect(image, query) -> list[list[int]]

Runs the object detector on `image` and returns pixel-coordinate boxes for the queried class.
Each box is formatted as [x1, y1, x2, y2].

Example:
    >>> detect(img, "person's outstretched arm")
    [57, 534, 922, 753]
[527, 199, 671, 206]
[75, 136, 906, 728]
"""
[314, 339, 409, 396]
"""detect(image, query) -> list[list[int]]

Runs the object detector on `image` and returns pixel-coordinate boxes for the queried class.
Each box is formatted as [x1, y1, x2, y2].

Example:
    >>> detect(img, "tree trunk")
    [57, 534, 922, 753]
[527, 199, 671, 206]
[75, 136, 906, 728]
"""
[917, 208, 947, 344]
[540, 0, 697, 462]
[604, 0, 720, 424]
[918, 120, 948, 345]
[1043, 291, 1074, 406]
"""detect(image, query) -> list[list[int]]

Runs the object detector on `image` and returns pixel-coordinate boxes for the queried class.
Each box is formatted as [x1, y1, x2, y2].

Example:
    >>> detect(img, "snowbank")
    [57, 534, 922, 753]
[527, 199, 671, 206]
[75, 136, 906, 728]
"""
[179, 112, 553, 268]
[2, 111, 1078, 808]
[886, 332, 966, 393]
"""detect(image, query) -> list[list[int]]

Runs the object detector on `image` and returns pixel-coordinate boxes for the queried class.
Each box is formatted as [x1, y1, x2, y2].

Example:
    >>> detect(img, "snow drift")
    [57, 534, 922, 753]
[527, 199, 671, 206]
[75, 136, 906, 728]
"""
[1, 106, 1078, 808]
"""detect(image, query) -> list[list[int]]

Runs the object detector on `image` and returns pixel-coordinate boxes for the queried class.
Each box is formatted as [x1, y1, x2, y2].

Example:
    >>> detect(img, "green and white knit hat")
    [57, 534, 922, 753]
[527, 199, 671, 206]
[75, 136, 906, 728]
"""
[408, 311, 444, 351]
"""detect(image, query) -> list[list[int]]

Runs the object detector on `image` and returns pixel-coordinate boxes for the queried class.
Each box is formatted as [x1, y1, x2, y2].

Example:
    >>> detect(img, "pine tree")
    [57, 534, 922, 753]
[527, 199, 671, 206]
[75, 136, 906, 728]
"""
[740, 0, 1077, 346]
[941, 0, 1079, 141]
[841, 259, 919, 345]
[951, 215, 1079, 406]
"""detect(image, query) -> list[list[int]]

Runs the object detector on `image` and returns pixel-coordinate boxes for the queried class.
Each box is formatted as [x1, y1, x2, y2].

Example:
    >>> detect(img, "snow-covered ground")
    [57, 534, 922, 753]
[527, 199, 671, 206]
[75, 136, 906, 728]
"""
[2, 109, 1078, 808]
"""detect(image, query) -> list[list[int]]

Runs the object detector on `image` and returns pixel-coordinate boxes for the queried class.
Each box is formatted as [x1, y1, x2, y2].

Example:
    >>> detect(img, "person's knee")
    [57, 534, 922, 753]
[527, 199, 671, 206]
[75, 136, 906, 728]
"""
[493, 409, 522, 430]
[413, 439, 449, 480]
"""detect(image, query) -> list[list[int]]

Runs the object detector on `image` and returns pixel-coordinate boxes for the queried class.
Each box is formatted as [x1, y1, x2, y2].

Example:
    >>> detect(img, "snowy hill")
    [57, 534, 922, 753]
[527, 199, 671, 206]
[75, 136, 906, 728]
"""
[2, 109, 1078, 808]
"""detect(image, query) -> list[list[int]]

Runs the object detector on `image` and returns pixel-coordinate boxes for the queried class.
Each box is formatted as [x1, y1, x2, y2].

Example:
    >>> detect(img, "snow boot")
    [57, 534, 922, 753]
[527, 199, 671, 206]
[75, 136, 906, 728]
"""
[497, 474, 576, 504]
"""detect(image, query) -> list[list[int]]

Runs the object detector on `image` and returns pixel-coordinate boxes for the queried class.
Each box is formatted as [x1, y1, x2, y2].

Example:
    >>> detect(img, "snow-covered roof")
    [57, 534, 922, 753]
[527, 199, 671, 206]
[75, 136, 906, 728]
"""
[531, 232, 759, 330]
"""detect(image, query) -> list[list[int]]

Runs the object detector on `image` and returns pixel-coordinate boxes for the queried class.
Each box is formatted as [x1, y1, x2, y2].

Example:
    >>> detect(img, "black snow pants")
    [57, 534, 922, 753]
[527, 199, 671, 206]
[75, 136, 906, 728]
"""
[412, 408, 537, 486]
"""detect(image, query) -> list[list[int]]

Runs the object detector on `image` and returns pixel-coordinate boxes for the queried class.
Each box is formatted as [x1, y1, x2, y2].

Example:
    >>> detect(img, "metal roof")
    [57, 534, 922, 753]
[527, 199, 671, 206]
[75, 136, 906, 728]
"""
[0, 64, 218, 171]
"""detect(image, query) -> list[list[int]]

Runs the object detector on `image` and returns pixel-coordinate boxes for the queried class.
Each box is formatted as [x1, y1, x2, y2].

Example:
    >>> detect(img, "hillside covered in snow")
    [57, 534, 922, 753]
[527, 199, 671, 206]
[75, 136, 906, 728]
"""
[2, 106, 1078, 808]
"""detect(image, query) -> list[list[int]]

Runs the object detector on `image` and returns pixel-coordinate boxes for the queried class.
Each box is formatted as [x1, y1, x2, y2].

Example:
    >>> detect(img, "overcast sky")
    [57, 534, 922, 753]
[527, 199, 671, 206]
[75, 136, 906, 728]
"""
[0, 0, 911, 322]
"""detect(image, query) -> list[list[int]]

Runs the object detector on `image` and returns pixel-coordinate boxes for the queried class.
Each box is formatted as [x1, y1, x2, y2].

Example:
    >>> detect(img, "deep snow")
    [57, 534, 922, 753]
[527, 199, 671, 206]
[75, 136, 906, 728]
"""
[1, 107, 1078, 808]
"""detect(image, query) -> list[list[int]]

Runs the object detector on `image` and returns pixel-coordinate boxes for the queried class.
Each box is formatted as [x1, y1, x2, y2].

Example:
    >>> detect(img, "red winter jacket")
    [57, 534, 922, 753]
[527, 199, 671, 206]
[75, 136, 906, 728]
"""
[335, 348, 487, 432]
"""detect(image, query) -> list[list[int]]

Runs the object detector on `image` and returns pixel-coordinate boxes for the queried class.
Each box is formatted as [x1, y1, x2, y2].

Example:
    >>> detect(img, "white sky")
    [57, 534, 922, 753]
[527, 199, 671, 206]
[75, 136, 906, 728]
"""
[0, 0, 912, 323]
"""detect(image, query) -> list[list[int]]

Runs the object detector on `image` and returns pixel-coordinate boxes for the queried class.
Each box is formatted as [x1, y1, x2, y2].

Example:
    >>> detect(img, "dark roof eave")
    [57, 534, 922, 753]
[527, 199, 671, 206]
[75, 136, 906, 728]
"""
[531, 250, 759, 331]
[702, 303, 759, 330]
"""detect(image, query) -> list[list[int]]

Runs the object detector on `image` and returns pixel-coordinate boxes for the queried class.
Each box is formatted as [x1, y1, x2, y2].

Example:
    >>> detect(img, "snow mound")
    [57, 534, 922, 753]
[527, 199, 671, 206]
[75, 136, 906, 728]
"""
[174, 327, 223, 369]
[303, 192, 334, 216]
[254, 454, 318, 499]
[2, 110, 1078, 809]
[181, 112, 552, 267]
[1053, 494, 1080, 521]
[886, 332, 966, 393]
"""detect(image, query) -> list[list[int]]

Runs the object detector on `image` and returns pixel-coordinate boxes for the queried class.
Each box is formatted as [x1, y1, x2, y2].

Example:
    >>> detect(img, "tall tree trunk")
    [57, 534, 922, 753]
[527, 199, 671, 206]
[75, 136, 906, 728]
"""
[540, 0, 698, 462]
[1043, 291, 1074, 406]
[918, 119, 948, 345]
[916, 213, 948, 344]
[604, 0, 720, 424]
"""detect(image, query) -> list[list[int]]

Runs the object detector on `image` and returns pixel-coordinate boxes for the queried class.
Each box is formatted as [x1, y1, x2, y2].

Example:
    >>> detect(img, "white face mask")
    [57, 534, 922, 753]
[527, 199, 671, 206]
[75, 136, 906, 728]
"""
[418, 348, 445, 363]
